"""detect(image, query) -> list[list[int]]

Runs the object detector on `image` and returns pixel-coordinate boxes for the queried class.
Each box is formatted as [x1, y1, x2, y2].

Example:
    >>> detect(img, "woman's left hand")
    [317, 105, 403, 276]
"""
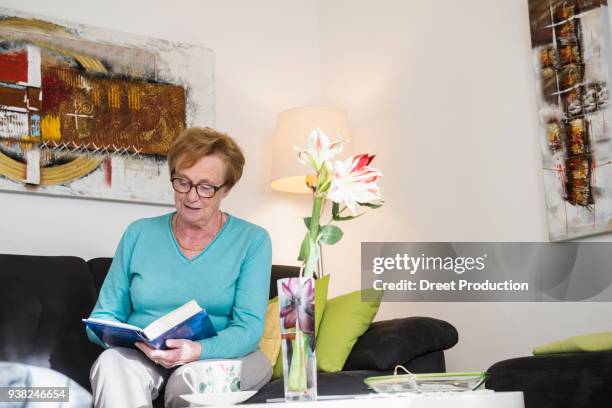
[135, 339, 202, 369]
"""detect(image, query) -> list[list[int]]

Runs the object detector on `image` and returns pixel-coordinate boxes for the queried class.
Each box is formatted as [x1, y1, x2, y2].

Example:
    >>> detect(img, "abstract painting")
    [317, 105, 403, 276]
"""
[528, 0, 612, 240]
[0, 7, 214, 204]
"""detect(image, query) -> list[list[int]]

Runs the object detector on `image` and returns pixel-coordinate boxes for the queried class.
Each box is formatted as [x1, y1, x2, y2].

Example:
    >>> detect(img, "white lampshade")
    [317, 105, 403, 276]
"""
[270, 106, 351, 193]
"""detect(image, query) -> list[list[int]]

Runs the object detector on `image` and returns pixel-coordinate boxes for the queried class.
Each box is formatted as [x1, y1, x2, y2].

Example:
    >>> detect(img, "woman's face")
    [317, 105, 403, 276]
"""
[173, 154, 229, 227]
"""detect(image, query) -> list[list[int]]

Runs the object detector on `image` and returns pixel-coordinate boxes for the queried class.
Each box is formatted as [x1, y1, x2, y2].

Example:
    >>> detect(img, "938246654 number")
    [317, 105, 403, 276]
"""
[0, 387, 69, 402]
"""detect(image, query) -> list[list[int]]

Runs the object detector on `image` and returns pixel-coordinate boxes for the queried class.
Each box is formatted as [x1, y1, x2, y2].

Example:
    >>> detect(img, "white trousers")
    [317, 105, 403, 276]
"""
[90, 347, 272, 408]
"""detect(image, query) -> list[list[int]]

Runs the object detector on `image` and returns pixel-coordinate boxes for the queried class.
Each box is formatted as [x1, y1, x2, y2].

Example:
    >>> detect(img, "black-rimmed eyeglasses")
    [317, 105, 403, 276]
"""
[171, 177, 224, 198]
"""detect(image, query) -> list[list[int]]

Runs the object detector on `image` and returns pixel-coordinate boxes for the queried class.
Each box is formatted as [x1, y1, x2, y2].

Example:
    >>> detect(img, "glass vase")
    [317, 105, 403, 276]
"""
[277, 276, 317, 401]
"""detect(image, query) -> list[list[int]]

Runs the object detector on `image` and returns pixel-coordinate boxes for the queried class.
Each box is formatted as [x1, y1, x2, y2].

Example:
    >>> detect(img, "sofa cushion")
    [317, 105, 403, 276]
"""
[343, 316, 458, 371]
[258, 298, 281, 366]
[87, 257, 113, 294]
[533, 332, 612, 355]
[316, 289, 382, 372]
[0, 254, 101, 391]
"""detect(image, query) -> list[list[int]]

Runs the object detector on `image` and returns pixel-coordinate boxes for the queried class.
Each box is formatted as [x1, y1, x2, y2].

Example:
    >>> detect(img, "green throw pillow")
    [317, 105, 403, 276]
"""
[272, 274, 330, 379]
[271, 341, 284, 379]
[316, 288, 382, 372]
[533, 332, 612, 355]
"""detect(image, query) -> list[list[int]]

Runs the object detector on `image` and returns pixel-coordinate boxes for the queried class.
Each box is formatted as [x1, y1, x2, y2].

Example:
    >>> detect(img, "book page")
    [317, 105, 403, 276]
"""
[143, 299, 202, 340]
[84, 318, 143, 332]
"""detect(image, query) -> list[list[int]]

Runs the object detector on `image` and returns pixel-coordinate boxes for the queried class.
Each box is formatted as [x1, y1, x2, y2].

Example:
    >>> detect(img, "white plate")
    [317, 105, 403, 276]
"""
[180, 390, 257, 406]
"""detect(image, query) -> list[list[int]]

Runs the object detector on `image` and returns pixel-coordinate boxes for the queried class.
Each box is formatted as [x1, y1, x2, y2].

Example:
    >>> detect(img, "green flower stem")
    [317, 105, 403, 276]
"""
[304, 194, 324, 278]
[287, 330, 307, 392]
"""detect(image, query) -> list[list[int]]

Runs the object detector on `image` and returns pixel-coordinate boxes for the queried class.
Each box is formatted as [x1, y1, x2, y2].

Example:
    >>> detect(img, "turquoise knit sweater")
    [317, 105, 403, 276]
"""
[86, 212, 272, 359]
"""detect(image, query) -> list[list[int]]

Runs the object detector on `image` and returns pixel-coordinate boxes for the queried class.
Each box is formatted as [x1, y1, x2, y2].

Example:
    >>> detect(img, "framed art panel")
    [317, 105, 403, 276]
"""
[0, 7, 214, 204]
[528, 0, 612, 240]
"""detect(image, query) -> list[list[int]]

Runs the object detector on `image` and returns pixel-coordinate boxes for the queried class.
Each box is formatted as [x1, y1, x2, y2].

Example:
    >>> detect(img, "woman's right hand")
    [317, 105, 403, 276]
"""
[135, 340, 201, 369]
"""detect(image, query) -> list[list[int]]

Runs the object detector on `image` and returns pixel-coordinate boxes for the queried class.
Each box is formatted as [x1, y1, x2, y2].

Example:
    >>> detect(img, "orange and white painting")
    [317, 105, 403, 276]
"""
[0, 7, 214, 204]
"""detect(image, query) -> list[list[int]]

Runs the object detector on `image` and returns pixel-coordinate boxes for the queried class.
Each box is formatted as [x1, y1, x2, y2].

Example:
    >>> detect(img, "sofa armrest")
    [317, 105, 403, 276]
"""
[486, 351, 612, 408]
[343, 317, 458, 371]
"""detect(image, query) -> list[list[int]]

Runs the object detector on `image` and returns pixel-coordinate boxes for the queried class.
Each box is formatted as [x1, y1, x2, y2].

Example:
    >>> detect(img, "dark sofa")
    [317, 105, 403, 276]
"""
[0, 254, 458, 405]
[486, 351, 612, 408]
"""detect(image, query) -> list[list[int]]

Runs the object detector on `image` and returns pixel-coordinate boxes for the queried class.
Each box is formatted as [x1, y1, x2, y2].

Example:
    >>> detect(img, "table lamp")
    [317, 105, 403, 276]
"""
[270, 106, 351, 193]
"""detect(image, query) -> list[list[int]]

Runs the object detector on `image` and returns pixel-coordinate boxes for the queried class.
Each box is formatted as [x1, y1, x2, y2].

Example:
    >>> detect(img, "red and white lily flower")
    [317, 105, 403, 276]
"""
[327, 153, 383, 215]
[294, 127, 383, 279]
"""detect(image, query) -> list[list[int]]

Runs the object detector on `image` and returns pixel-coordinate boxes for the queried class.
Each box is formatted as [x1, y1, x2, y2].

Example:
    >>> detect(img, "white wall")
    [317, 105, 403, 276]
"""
[1, 0, 610, 373]
[318, 0, 612, 372]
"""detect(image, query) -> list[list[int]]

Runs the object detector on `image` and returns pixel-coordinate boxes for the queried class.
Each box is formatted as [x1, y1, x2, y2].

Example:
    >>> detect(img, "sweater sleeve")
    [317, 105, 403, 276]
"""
[199, 231, 272, 359]
[86, 225, 135, 347]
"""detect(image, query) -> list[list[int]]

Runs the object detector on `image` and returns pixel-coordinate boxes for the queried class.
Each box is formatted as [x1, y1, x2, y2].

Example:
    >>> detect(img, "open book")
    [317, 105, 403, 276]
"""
[83, 300, 216, 350]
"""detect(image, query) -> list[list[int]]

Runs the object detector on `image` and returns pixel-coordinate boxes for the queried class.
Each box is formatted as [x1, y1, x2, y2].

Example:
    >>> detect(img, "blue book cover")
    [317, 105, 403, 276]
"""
[83, 300, 217, 350]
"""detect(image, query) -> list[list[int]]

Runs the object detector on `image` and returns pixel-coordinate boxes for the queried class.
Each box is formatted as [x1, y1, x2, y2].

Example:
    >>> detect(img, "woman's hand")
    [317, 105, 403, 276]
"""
[135, 339, 202, 369]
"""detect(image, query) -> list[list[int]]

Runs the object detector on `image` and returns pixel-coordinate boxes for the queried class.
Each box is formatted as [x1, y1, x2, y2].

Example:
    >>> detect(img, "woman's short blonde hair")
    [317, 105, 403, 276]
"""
[167, 127, 245, 189]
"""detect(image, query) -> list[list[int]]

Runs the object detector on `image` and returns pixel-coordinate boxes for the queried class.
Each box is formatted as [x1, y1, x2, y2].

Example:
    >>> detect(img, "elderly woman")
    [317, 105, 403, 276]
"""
[86, 127, 272, 408]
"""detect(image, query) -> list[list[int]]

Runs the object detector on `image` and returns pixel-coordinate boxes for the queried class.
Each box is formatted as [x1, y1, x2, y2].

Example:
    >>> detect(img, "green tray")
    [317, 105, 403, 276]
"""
[364, 371, 488, 393]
